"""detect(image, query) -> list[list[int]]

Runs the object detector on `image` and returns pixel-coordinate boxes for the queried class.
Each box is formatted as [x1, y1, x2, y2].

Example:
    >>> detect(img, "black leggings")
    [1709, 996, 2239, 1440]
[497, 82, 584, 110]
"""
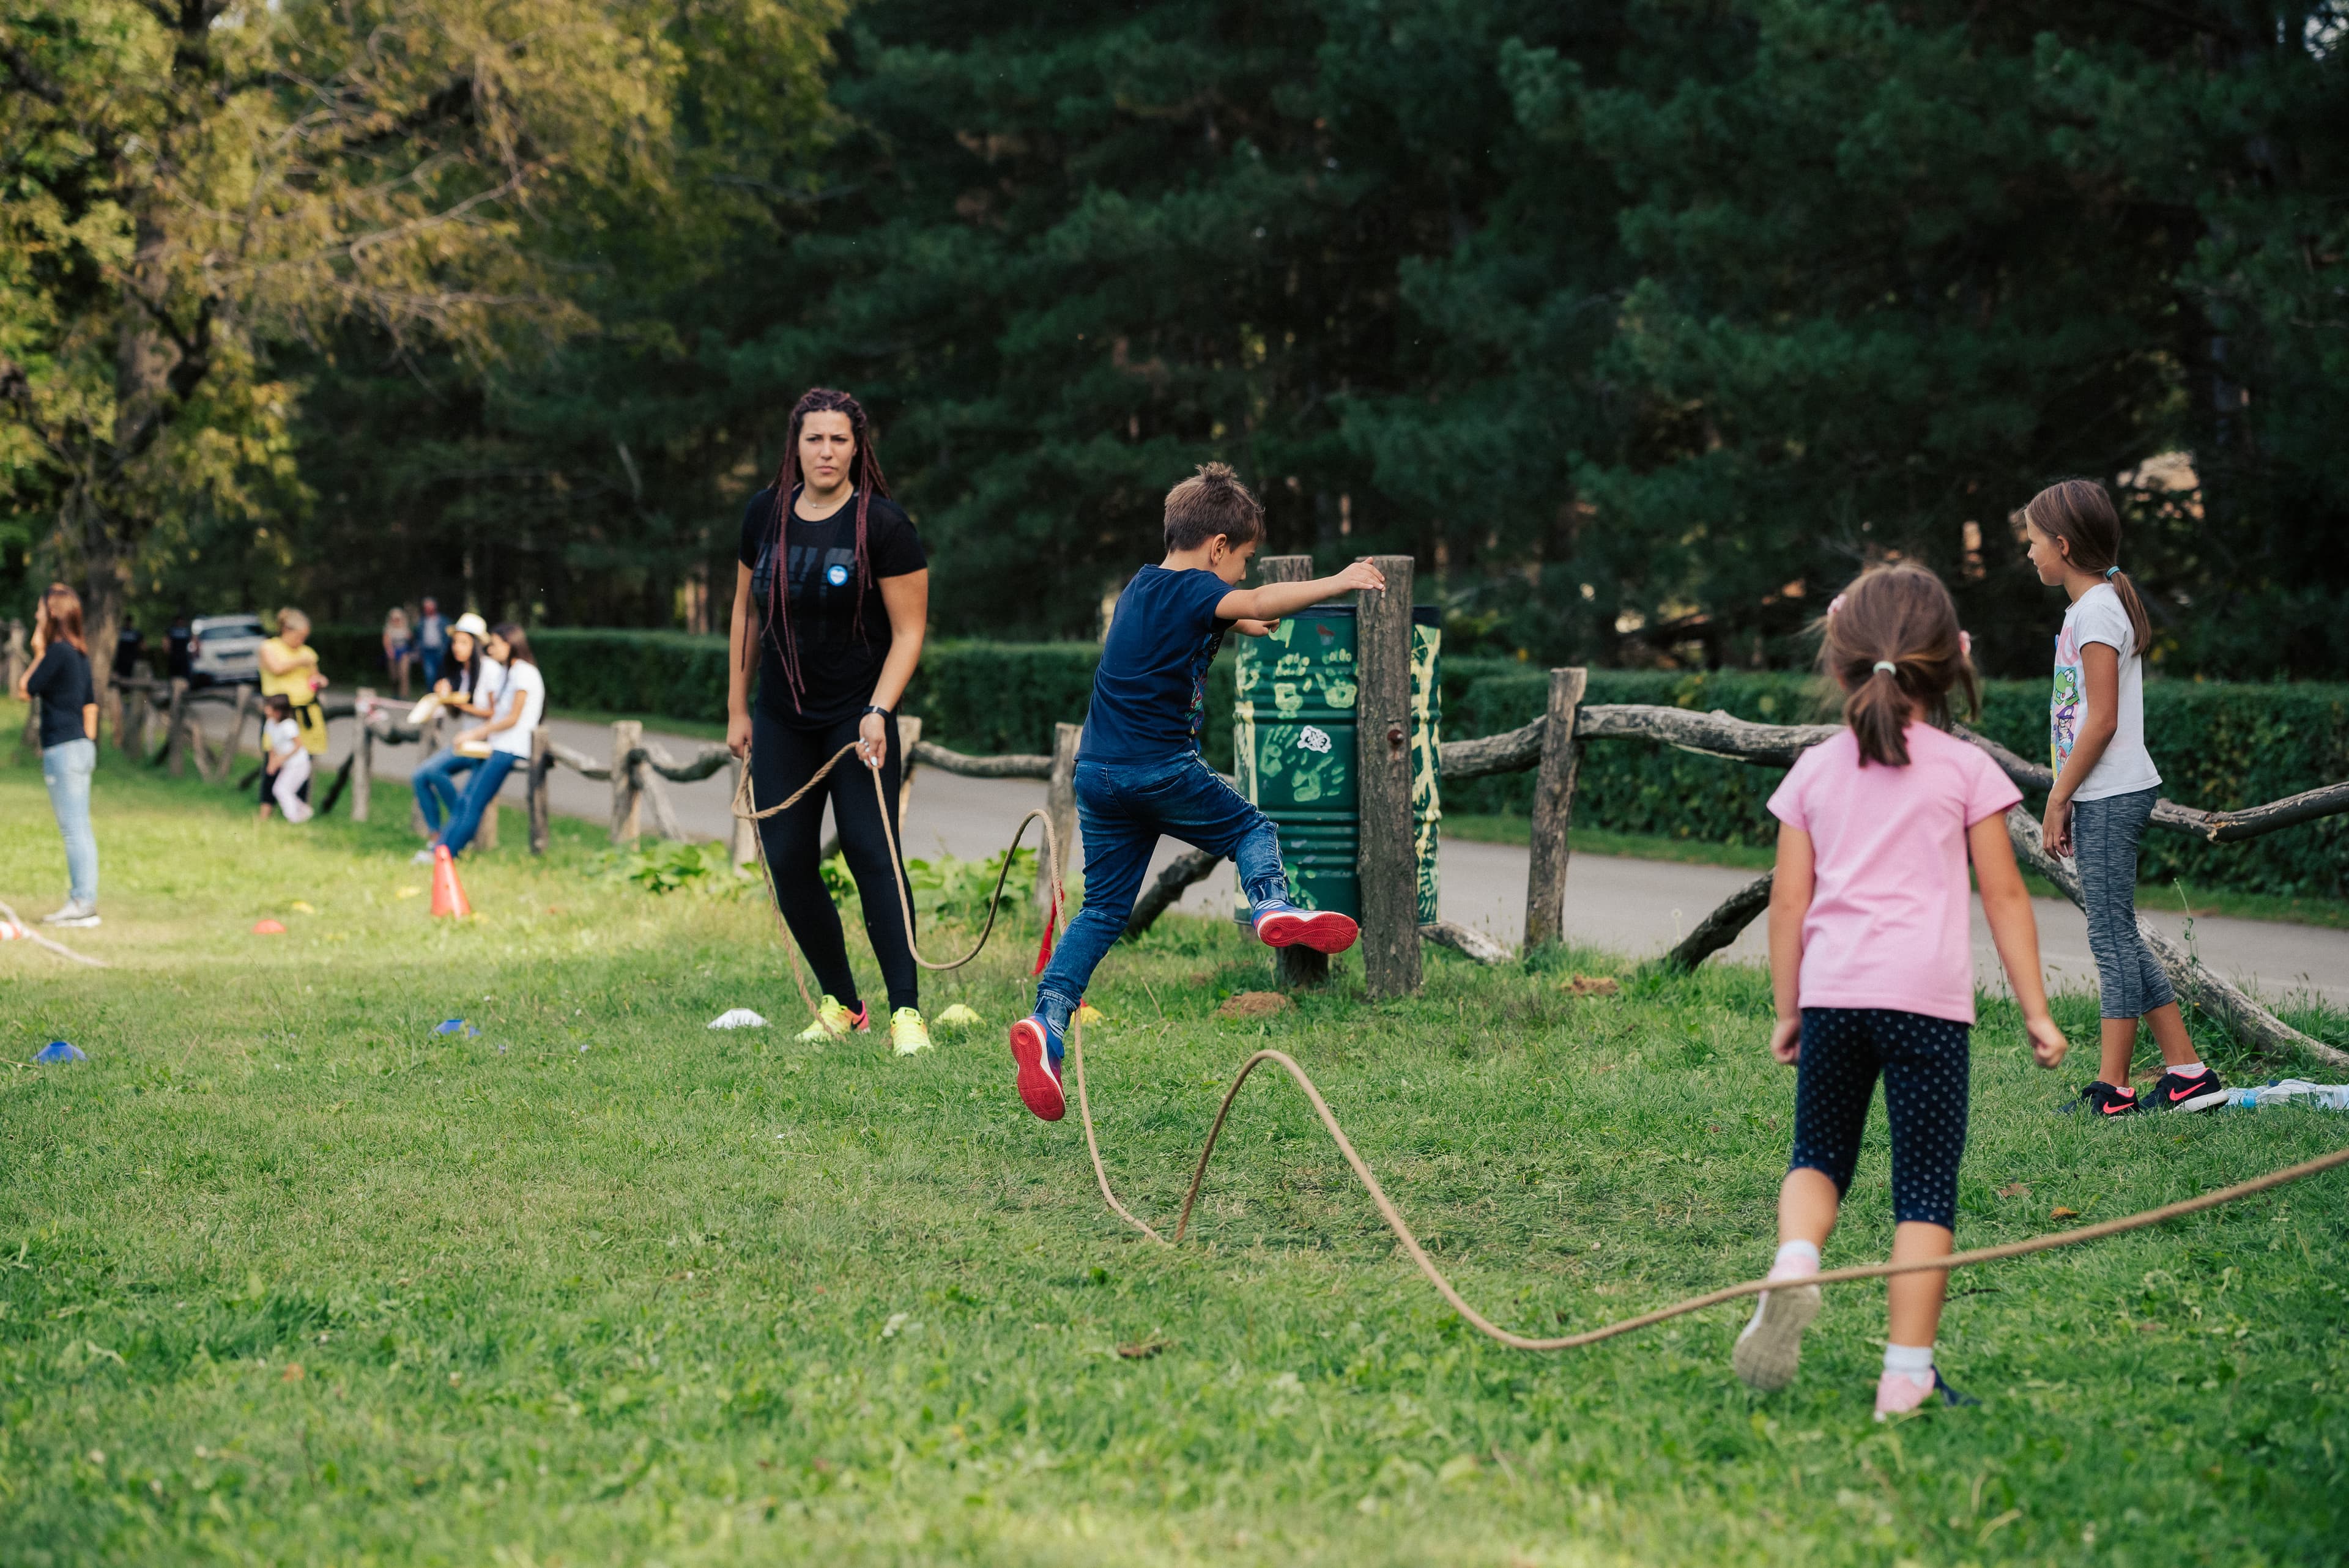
[749, 707, 917, 1016]
[1789, 1007, 1970, 1230]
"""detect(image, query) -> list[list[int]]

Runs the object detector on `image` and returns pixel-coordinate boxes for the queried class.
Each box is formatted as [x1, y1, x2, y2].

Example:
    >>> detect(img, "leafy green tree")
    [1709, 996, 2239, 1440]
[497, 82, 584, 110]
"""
[1384, 1, 2349, 677]
[0, 0, 780, 682]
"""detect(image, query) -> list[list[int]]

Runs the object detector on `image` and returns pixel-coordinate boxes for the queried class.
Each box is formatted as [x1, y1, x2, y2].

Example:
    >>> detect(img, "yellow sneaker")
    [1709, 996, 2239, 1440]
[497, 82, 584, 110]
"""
[889, 1007, 932, 1057]
[796, 996, 867, 1043]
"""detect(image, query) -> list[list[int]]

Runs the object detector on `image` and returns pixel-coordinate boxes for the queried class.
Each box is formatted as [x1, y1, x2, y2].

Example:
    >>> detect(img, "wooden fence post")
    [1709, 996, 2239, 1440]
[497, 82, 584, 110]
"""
[1253, 555, 1327, 989]
[352, 687, 374, 822]
[1523, 667, 1589, 949]
[225, 684, 253, 781]
[166, 678, 189, 775]
[1041, 720, 1079, 911]
[610, 719, 642, 845]
[729, 754, 759, 866]
[120, 664, 149, 757]
[529, 728, 551, 856]
[1355, 553, 1420, 999]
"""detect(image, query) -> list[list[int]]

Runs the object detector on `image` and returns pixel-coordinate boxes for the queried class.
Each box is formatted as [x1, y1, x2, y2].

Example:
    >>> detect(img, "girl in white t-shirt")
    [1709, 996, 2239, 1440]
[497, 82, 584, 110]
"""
[2024, 479, 2223, 1118]
[258, 693, 314, 824]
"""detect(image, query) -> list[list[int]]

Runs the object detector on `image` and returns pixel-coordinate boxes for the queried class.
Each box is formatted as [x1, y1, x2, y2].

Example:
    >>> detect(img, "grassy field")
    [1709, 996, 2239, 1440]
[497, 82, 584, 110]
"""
[1445, 815, 2349, 930]
[4, 739, 2348, 1565]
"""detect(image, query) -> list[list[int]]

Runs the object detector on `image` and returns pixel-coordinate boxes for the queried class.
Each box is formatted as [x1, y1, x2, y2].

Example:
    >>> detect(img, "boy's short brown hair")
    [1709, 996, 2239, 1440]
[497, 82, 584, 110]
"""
[1163, 462, 1263, 552]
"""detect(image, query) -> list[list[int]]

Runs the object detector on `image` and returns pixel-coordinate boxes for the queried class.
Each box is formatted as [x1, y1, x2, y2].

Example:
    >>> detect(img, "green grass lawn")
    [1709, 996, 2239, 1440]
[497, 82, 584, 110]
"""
[5, 743, 2348, 1565]
[1446, 815, 2349, 930]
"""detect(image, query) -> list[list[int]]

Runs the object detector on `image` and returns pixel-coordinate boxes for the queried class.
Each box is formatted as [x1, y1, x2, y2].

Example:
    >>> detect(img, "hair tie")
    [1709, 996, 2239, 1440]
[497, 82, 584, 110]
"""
[1958, 630, 1972, 659]
[1871, 660, 1896, 676]
[1826, 593, 1846, 619]
[2104, 565, 2120, 580]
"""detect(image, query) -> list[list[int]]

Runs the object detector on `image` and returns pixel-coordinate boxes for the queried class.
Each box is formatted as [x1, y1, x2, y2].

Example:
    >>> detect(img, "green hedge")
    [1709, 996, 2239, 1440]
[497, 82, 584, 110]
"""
[313, 624, 2345, 897]
[1450, 670, 2349, 900]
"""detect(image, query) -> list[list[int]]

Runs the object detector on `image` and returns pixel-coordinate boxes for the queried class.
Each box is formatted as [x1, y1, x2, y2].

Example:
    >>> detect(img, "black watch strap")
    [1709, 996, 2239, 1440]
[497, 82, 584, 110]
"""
[862, 704, 892, 720]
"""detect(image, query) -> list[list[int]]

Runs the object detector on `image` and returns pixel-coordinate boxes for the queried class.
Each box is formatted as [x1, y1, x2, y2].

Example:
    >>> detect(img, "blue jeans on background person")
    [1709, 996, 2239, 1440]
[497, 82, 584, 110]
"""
[419, 646, 444, 689]
[412, 747, 483, 838]
[40, 738, 98, 906]
[438, 752, 518, 857]
[1033, 753, 1286, 1037]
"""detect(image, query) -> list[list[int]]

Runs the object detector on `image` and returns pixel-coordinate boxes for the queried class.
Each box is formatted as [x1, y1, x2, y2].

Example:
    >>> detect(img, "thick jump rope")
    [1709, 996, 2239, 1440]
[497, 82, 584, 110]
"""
[734, 741, 2349, 1350]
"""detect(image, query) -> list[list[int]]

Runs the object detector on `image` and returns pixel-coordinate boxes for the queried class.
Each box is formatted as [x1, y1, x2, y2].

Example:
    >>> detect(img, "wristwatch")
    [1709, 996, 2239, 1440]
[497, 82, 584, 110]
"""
[861, 704, 892, 720]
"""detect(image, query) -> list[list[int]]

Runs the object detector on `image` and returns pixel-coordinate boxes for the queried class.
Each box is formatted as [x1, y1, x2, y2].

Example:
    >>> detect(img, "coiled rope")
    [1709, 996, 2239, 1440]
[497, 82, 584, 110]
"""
[732, 741, 2349, 1349]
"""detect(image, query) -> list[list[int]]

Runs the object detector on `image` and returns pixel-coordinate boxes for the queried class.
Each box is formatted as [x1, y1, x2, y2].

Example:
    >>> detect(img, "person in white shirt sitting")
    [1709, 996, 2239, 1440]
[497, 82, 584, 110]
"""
[436, 623, 544, 859]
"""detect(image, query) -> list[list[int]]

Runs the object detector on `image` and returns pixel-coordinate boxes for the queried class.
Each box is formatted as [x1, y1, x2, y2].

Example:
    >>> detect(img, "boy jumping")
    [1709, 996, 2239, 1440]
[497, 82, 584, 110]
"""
[1010, 462, 1385, 1121]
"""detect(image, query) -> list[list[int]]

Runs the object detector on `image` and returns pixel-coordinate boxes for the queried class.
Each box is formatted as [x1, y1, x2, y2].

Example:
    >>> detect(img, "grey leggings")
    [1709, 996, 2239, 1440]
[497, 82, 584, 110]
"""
[2073, 787, 2176, 1019]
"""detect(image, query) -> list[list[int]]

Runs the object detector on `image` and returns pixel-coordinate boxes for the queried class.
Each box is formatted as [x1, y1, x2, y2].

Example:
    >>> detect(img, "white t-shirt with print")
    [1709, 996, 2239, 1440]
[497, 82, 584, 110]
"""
[490, 659, 545, 758]
[2050, 582, 2161, 803]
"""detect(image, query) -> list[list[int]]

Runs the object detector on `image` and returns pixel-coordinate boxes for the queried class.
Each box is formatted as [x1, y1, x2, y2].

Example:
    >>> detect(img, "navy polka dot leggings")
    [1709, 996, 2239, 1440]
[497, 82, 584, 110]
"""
[1789, 1008, 1970, 1230]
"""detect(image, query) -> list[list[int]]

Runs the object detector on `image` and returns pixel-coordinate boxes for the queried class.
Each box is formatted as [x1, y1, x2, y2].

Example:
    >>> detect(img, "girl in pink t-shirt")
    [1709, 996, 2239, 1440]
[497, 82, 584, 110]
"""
[1733, 563, 2069, 1419]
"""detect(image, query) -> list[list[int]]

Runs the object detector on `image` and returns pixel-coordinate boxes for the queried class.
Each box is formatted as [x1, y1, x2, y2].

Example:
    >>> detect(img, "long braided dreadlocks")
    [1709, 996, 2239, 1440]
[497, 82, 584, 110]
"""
[762, 387, 894, 712]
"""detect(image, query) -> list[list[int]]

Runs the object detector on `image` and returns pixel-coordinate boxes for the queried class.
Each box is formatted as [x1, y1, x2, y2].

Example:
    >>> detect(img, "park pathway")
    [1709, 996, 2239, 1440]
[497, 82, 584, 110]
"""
[288, 708, 2349, 1011]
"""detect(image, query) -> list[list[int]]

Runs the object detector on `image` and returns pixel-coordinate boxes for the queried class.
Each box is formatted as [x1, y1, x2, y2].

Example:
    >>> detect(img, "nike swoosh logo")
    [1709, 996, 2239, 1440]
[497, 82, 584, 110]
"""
[2101, 1098, 2136, 1114]
[2169, 1083, 2207, 1101]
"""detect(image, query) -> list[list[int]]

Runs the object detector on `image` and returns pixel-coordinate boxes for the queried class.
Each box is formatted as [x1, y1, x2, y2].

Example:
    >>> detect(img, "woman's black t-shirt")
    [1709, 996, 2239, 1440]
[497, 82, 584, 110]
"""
[737, 486, 926, 727]
[26, 642, 95, 749]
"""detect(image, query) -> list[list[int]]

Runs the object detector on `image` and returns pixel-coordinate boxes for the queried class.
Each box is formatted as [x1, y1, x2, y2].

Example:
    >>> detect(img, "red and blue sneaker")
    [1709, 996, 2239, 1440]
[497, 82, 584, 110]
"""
[1009, 1014, 1066, 1122]
[1252, 899, 1359, 955]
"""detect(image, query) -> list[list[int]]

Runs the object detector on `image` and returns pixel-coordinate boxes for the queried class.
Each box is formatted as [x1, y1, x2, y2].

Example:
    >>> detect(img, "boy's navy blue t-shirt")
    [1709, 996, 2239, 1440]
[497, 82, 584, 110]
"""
[1082, 565, 1233, 763]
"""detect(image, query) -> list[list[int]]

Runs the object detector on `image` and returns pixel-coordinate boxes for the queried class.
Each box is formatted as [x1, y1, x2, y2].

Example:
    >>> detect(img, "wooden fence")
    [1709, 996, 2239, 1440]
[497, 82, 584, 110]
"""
[89, 657, 2349, 1065]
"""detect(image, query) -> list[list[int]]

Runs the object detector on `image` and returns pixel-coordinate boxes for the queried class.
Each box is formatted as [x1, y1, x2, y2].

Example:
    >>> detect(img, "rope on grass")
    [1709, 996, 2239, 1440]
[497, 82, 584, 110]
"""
[729, 745, 2349, 1350]
[0, 897, 109, 969]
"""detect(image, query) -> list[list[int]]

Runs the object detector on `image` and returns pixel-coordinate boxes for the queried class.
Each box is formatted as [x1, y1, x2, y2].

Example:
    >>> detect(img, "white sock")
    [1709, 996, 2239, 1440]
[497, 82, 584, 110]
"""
[2172, 1060, 2206, 1077]
[1772, 1240, 1820, 1276]
[1883, 1342, 1934, 1386]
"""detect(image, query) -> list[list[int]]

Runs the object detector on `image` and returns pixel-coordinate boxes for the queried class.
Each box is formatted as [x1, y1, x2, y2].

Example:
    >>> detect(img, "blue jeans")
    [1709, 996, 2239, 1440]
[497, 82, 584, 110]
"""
[41, 738, 98, 905]
[419, 646, 445, 688]
[1034, 753, 1286, 1038]
[412, 747, 483, 837]
[439, 751, 518, 856]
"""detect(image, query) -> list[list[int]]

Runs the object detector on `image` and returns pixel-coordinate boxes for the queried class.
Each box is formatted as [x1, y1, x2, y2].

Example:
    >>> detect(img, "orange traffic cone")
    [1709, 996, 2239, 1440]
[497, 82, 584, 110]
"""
[429, 845, 472, 919]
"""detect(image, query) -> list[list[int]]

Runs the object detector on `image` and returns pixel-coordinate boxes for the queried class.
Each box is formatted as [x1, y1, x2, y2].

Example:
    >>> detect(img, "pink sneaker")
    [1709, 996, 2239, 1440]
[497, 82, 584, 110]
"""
[1874, 1369, 1935, 1419]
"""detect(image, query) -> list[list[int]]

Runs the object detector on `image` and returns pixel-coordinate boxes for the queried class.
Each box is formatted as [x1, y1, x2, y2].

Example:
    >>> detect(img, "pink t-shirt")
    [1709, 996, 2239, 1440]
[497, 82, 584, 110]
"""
[1766, 725, 2022, 1025]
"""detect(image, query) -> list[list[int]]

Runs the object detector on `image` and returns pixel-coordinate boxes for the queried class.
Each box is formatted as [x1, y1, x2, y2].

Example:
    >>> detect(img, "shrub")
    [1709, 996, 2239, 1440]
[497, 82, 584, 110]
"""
[1449, 670, 2349, 898]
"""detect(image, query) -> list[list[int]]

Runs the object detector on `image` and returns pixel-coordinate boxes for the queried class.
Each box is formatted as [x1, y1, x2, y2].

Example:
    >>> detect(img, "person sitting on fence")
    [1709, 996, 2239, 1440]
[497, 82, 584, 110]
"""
[725, 387, 935, 1057]
[409, 612, 500, 864]
[1006, 464, 1383, 1123]
[434, 623, 543, 859]
[2024, 479, 2227, 1117]
[257, 692, 314, 824]
[1733, 562, 2069, 1419]
[257, 608, 329, 761]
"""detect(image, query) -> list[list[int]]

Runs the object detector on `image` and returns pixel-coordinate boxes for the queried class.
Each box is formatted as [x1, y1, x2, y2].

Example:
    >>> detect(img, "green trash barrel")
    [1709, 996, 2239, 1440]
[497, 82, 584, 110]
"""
[1231, 606, 1440, 923]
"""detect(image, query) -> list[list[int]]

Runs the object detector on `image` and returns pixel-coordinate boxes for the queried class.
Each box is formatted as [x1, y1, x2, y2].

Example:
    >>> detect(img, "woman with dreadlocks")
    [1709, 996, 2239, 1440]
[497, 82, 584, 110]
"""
[727, 388, 933, 1055]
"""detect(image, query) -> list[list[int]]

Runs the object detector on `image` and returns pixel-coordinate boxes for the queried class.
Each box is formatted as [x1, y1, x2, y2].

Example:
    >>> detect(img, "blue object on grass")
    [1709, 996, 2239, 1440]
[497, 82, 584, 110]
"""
[432, 1019, 478, 1037]
[35, 1040, 87, 1063]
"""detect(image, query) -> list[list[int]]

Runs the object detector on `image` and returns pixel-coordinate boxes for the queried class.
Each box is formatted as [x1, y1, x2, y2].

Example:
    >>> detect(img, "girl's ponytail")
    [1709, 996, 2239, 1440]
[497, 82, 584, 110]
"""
[1844, 657, 1916, 768]
[2024, 479, 2153, 654]
[1818, 566, 1975, 768]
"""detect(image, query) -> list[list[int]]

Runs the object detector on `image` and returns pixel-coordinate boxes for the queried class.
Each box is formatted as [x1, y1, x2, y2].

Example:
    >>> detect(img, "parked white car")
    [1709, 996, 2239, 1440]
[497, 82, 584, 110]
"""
[188, 613, 265, 687]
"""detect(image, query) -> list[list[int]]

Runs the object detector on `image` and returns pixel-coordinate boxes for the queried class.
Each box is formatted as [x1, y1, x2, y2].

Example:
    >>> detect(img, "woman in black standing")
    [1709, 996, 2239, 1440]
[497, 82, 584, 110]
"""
[726, 388, 932, 1055]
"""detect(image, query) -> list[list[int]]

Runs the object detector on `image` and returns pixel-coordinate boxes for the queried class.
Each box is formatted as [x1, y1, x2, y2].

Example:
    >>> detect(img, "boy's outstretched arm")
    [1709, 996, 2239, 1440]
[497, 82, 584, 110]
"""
[1969, 813, 2068, 1068]
[1215, 560, 1386, 623]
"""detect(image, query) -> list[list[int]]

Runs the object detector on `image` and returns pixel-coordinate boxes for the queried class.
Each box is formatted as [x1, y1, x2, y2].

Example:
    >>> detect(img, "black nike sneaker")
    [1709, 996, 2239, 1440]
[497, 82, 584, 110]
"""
[2061, 1081, 2142, 1118]
[2147, 1065, 2228, 1113]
